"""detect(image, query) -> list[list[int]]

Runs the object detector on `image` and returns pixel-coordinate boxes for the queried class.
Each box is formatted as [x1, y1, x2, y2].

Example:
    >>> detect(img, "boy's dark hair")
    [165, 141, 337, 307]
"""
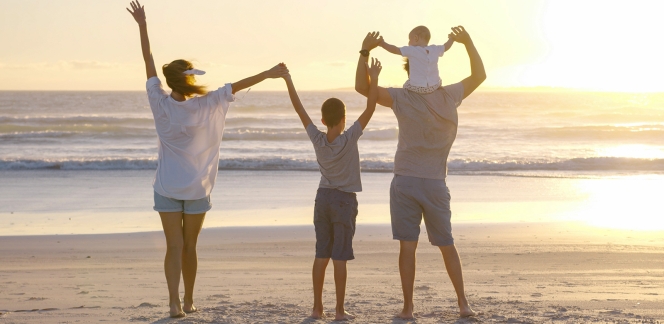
[321, 98, 346, 127]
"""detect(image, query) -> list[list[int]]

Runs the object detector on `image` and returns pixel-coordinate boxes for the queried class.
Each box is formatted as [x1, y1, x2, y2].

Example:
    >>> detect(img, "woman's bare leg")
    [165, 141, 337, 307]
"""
[159, 212, 185, 318]
[182, 213, 206, 313]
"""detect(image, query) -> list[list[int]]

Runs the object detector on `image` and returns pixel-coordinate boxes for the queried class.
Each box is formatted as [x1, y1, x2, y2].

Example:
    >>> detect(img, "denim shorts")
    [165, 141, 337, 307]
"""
[153, 191, 212, 214]
[390, 175, 454, 246]
[313, 188, 358, 261]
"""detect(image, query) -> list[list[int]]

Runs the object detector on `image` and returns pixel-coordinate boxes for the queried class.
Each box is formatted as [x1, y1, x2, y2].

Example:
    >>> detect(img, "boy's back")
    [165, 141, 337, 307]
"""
[306, 121, 363, 193]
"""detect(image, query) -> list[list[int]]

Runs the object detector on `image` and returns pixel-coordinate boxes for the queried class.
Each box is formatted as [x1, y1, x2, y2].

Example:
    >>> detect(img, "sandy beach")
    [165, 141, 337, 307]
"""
[1, 223, 662, 323]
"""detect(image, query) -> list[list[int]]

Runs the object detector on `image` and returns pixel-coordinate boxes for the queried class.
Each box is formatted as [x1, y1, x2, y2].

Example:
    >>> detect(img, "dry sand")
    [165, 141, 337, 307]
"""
[1, 223, 663, 323]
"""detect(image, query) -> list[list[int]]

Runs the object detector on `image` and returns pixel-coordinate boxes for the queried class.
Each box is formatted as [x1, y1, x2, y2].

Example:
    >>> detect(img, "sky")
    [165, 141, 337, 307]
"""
[0, 0, 662, 91]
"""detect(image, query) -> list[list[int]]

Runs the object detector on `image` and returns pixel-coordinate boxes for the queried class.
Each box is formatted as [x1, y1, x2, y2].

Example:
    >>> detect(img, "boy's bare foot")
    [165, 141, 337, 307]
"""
[335, 310, 355, 321]
[310, 308, 326, 319]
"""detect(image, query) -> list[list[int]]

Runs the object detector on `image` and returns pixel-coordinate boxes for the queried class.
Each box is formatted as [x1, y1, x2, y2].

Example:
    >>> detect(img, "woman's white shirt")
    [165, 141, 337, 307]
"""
[146, 76, 235, 200]
[400, 45, 446, 87]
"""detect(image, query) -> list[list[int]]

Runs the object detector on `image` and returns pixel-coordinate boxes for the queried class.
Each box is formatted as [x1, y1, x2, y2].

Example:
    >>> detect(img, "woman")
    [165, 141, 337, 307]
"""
[126, 1, 288, 318]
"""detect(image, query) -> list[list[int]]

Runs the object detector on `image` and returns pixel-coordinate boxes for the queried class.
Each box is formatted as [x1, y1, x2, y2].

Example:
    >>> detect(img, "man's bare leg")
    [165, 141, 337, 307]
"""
[311, 258, 329, 319]
[332, 260, 355, 320]
[439, 244, 476, 317]
[397, 240, 418, 319]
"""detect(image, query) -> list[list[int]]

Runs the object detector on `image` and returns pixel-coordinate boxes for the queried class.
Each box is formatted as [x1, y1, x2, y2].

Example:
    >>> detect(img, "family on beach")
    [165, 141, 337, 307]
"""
[127, 0, 486, 320]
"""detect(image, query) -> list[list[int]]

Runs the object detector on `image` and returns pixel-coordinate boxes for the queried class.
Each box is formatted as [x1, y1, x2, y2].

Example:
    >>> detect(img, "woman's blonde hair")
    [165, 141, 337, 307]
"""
[162, 59, 207, 97]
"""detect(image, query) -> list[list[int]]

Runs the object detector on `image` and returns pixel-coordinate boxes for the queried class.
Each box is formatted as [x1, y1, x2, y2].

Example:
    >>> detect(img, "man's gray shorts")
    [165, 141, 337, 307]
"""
[390, 175, 454, 246]
[314, 188, 358, 261]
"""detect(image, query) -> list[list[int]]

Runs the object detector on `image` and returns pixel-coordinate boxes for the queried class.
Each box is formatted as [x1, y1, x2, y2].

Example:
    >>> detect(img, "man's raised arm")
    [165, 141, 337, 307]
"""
[450, 26, 486, 99]
[354, 32, 393, 108]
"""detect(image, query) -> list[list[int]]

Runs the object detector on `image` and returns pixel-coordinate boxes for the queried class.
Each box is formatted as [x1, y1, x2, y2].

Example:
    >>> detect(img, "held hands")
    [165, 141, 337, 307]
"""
[362, 31, 383, 50]
[265, 63, 289, 79]
[365, 58, 382, 82]
[126, 1, 146, 25]
[449, 26, 471, 44]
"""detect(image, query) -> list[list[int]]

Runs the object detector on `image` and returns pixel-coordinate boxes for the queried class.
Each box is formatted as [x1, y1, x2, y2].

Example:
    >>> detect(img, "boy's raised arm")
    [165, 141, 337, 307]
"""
[357, 58, 382, 130]
[379, 38, 401, 56]
[126, 1, 157, 80]
[283, 73, 313, 128]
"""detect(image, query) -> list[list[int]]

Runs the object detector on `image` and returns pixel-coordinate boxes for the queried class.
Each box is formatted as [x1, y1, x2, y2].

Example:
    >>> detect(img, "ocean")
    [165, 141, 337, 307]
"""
[2, 90, 663, 175]
[1, 90, 663, 235]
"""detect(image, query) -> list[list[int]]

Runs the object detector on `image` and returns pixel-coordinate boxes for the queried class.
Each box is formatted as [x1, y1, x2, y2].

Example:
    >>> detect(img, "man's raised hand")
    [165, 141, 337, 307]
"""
[126, 1, 146, 25]
[449, 26, 471, 44]
[362, 31, 383, 50]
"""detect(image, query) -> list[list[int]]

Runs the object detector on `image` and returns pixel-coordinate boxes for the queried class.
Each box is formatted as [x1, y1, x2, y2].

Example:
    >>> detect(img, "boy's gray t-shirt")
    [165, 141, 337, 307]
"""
[306, 121, 363, 192]
[387, 82, 465, 180]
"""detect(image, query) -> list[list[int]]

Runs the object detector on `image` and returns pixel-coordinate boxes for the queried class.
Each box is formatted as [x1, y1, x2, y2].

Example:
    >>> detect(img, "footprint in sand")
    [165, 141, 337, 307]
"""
[27, 297, 47, 301]
[136, 302, 159, 308]
[531, 293, 542, 297]
[414, 285, 430, 291]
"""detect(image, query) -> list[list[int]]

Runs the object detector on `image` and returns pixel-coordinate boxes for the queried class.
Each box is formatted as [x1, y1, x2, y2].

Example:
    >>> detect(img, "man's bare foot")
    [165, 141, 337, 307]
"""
[310, 308, 326, 319]
[183, 305, 198, 314]
[335, 310, 355, 321]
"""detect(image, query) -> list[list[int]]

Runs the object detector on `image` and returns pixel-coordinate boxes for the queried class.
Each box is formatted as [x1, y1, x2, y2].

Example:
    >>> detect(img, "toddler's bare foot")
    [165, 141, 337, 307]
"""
[310, 308, 326, 319]
[335, 310, 355, 321]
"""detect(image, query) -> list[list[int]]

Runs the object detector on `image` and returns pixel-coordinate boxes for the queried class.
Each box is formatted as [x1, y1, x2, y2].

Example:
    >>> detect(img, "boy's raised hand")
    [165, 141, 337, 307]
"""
[126, 1, 146, 25]
[366, 58, 382, 82]
[265, 63, 289, 79]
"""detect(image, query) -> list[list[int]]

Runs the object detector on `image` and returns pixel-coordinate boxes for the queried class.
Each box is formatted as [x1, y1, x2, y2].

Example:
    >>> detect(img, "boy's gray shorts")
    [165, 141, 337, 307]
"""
[314, 188, 358, 261]
[390, 175, 454, 246]
[153, 191, 212, 214]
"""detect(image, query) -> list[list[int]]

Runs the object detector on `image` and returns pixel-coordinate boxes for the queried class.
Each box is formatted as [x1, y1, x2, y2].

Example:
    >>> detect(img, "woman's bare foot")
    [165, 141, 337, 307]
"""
[169, 299, 185, 318]
[335, 310, 355, 321]
[310, 307, 326, 319]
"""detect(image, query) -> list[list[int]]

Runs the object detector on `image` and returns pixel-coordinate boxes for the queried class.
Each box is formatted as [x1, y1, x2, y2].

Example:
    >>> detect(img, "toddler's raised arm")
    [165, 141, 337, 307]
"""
[379, 38, 402, 56]
[443, 34, 455, 52]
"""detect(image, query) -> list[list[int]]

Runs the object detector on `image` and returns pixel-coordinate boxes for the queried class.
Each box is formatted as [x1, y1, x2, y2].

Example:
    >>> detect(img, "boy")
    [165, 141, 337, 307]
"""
[282, 58, 382, 320]
[379, 26, 454, 94]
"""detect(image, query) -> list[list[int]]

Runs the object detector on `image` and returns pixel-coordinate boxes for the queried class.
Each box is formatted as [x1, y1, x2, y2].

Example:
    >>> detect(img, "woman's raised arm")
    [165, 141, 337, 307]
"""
[127, 1, 157, 80]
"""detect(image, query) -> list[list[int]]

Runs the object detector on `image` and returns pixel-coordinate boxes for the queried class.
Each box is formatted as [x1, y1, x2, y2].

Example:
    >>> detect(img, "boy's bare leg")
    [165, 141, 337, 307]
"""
[332, 260, 355, 320]
[182, 213, 206, 313]
[439, 244, 476, 317]
[311, 258, 329, 319]
[397, 240, 418, 319]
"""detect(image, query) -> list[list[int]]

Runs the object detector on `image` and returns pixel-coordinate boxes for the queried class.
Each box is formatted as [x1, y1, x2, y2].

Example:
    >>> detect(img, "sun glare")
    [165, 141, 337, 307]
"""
[597, 144, 664, 160]
[577, 175, 664, 230]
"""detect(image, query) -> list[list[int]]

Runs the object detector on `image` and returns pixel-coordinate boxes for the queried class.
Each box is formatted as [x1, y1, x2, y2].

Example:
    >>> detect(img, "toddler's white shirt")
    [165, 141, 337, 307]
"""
[400, 45, 446, 87]
[146, 76, 235, 200]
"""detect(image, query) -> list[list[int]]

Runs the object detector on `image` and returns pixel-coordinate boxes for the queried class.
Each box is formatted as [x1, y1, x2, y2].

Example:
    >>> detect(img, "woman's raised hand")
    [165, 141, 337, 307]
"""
[126, 1, 146, 25]
[264, 63, 290, 79]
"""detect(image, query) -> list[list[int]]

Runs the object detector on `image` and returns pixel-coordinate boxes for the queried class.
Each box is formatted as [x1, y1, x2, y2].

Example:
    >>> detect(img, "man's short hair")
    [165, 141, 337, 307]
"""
[410, 25, 431, 43]
[321, 98, 346, 127]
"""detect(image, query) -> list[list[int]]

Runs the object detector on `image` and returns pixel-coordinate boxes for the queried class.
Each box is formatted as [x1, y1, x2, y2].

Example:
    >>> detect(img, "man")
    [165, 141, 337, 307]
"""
[354, 26, 486, 319]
